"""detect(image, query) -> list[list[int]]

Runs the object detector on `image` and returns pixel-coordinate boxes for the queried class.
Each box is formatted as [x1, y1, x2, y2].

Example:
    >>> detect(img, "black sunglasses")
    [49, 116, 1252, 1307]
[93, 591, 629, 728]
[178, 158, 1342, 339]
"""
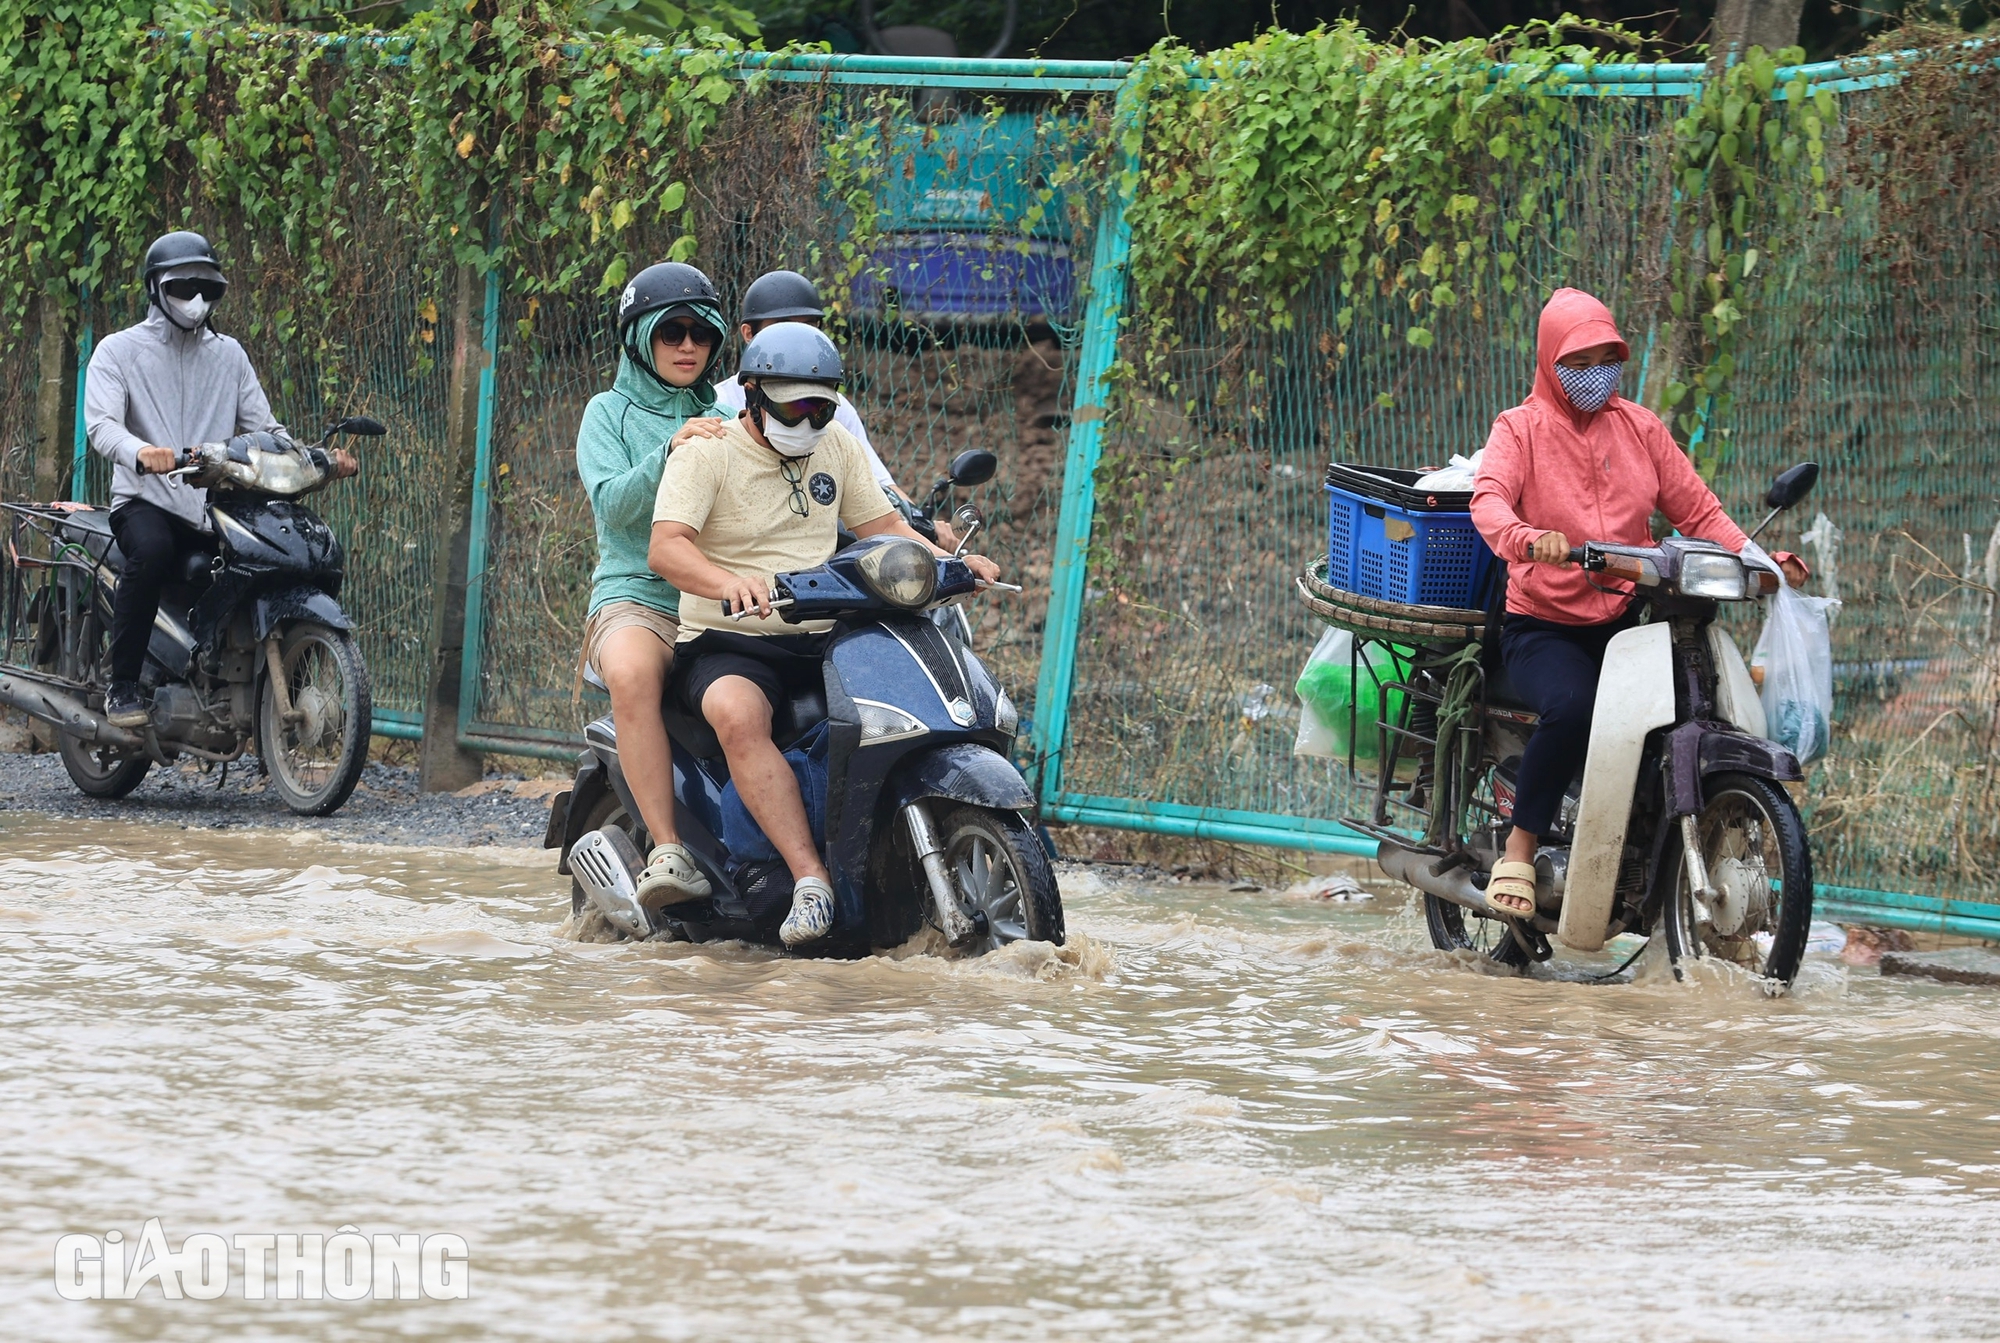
[162, 277, 227, 303]
[757, 391, 838, 430]
[656, 320, 718, 348]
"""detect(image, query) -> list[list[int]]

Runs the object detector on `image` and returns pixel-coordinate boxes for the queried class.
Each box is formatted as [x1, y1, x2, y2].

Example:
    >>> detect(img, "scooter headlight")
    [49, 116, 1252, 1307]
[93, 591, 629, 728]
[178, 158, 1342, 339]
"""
[1678, 551, 1750, 600]
[856, 537, 939, 609]
[853, 698, 927, 746]
[250, 446, 319, 496]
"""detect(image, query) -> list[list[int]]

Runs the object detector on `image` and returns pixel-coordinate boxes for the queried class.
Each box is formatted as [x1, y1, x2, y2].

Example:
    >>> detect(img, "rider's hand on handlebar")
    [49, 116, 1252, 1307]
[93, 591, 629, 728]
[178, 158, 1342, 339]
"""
[1528, 530, 1572, 566]
[1778, 554, 1809, 588]
[136, 445, 178, 475]
[329, 448, 359, 480]
[719, 573, 775, 620]
[964, 554, 1001, 585]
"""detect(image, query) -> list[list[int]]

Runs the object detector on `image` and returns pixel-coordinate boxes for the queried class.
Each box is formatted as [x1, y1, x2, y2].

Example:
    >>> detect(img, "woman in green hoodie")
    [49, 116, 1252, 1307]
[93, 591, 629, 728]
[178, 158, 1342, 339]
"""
[577, 261, 731, 908]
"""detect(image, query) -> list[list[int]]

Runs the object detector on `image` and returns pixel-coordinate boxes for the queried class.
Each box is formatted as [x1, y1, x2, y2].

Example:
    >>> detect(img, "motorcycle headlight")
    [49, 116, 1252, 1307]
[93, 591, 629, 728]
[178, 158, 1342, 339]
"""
[250, 447, 319, 496]
[994, 687, 1018, 736]
[1678, 551, 1750, 600]
[856, 537, 939, 609]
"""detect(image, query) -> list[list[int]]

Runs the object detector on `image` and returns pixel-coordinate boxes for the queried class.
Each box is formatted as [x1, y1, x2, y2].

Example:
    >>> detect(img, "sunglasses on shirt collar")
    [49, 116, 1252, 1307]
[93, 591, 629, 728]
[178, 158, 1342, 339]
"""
[161, 277, 227, 303]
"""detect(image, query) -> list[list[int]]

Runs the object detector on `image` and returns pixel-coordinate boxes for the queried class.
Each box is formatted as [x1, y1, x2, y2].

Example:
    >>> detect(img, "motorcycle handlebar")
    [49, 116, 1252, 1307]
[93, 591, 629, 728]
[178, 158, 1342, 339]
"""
[1567, 545, 1587, 566]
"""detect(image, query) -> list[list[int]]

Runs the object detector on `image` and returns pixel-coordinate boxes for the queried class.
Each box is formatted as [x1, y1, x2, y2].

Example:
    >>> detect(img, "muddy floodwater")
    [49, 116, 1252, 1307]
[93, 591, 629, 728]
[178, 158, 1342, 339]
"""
[2, 814, 1998, 1342]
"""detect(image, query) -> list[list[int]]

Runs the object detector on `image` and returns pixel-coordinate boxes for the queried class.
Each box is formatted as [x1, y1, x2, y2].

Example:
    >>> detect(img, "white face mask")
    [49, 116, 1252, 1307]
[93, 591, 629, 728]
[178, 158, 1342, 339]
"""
[762, 416, 828, 457]
[162, 293, 211, 330]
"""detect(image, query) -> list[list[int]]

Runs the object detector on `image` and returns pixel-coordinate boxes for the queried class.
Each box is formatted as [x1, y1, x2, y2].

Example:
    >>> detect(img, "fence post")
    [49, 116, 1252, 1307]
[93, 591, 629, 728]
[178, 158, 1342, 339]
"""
[418, 263, 496, 790]
[1029, 78, 1139, 806]
[69, 286, 92, 504]
[26, 290, 74, 750]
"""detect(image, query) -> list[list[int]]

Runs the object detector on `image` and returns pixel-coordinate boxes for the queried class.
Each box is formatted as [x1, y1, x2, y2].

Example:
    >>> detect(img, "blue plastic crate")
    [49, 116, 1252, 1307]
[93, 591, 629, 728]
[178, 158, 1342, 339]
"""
[1324, 463, 1496, 610]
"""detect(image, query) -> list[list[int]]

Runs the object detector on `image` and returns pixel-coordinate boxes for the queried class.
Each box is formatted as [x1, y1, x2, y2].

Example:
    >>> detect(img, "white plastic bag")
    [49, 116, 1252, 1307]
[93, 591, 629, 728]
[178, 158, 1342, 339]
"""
[1746, 543, 1839, 763]
[1414, 450, 1482, 493]
[1293, 627, 1349, 758]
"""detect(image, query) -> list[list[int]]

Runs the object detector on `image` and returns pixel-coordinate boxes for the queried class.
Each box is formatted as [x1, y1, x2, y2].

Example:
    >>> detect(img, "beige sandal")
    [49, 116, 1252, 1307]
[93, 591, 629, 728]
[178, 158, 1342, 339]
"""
[1486, 860, 1538, 918]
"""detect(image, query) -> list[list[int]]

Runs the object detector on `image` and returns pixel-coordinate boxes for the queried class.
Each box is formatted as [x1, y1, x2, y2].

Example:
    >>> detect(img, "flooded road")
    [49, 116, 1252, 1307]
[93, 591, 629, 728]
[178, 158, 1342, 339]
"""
[2, 814, 1998, 1341]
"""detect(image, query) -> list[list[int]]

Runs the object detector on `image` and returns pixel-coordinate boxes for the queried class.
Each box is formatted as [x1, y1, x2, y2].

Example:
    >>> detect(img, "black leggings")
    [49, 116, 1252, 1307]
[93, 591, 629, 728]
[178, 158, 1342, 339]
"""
[107, 500, 207, 685]
[1499, 612, 1635, 836]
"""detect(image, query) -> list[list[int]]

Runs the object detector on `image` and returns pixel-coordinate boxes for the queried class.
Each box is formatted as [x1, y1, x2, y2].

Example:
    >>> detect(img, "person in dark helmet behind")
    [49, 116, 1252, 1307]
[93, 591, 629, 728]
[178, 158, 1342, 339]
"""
[575, 260, 734, 911]
[712, 269, 958, 548]
[84, 230, 356, 729]
[649, 321, 1001, 947]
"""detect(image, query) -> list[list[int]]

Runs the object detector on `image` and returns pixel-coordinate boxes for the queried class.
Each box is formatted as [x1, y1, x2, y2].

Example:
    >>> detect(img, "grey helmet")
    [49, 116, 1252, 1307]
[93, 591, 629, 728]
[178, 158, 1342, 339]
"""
[739, 270, 824, 325]
[143, 231, 227, 326]
[738, 320, 842, 389]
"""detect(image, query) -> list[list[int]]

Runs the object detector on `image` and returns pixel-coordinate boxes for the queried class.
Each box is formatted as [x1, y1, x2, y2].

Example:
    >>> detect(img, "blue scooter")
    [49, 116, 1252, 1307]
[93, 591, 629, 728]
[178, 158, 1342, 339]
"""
[547, 475, 1062, 957]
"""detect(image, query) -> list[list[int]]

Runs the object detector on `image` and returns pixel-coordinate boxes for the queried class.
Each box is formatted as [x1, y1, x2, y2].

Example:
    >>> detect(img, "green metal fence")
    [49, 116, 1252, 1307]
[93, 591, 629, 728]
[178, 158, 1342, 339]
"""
[6, 45, 1998, 940]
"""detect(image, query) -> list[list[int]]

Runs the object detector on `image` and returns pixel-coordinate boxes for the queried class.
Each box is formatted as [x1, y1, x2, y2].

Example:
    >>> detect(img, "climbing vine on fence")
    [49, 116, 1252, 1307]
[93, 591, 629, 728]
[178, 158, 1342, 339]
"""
[1661, 43, 1831, 473]
[1111, 20, 1834, 479]
[0, 0, 762, 330]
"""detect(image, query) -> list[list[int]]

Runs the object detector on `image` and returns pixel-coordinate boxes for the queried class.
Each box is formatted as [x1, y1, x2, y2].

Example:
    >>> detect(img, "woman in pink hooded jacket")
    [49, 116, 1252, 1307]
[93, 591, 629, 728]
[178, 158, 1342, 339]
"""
[1469, 288, 1806, 917]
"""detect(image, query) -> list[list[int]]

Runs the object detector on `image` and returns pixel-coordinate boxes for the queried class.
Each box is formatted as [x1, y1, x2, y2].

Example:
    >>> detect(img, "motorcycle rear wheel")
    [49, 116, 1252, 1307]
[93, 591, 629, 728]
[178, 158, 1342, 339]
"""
[1660, 771, 1813, 987]
[259, 622, 371, 816]
[1423, 894, 1532, 968]
[58, 732, 151, 799]
[936, 805, 1064, 951]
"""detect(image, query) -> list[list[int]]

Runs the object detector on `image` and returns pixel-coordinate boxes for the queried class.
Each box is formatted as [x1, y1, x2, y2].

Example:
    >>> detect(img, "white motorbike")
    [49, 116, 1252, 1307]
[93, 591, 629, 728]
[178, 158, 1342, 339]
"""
[1354, 462, 1821, 985]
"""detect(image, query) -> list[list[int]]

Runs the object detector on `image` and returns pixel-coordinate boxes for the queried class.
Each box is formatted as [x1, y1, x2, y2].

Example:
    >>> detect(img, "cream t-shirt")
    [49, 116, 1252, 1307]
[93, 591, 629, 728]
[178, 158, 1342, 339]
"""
[654, 417, 894, 638]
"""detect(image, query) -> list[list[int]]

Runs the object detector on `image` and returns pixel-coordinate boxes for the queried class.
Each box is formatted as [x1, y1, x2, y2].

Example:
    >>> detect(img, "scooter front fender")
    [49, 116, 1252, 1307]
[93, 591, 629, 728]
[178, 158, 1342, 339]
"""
[885, 742, 1036, 813]
[252, 586, 351, 642]
[1559, 622, 1677, 952]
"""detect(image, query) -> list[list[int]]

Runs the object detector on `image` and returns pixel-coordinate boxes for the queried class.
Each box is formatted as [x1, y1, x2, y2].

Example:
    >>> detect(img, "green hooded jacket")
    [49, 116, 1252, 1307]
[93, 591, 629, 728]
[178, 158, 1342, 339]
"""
[577, 303, 727, 617]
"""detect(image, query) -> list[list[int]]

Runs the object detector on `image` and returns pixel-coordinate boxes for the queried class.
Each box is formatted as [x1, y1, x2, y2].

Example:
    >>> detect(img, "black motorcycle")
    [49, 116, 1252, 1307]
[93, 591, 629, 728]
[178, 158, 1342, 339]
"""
[547, 473, 1062, 957]
[0, 418, 380, 814]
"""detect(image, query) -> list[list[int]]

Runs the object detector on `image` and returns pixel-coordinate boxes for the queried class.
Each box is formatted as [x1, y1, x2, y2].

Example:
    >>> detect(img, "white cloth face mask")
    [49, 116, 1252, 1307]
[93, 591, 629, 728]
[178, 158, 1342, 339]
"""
[763, 417, 828, 457]
[163, 293, 211, 329]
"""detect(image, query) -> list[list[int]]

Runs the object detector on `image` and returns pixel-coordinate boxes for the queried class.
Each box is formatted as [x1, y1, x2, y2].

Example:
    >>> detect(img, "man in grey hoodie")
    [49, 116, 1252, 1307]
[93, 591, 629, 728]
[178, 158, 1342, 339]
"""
[84, 231, 352, 727]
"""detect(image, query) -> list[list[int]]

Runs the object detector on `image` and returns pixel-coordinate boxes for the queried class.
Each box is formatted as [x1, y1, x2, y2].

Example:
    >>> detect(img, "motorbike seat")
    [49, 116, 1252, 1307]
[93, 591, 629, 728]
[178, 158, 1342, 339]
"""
[1483, 663, 1539, 716]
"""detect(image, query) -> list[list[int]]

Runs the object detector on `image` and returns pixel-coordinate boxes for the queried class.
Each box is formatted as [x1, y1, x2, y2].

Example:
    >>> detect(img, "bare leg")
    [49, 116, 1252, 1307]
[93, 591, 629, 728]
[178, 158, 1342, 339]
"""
[702, 676, 828, 882]
[1503, 825, 1538, 867]
[597, 626, 678, 846]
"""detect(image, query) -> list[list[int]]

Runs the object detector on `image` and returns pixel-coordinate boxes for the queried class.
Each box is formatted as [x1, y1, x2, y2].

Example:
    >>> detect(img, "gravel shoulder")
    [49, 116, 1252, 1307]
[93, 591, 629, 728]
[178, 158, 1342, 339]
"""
[0, 750, 564, 849]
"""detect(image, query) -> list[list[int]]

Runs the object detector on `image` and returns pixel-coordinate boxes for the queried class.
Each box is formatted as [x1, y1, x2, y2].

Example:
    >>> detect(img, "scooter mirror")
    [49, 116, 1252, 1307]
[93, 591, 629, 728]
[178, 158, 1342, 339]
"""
[948, 449, 997, 488]
[1764, 461, 1819, 511]
[334, 416, 388, 438]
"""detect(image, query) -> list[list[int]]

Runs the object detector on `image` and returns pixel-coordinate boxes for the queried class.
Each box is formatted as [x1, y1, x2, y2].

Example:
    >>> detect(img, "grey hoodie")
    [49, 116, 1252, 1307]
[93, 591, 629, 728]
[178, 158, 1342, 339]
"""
[84, 308, 283, 531]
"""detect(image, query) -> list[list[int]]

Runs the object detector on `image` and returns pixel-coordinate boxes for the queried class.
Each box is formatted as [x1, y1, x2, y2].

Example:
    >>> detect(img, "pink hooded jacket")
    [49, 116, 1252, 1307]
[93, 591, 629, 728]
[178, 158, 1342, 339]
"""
[1470, 288, 1748, 626]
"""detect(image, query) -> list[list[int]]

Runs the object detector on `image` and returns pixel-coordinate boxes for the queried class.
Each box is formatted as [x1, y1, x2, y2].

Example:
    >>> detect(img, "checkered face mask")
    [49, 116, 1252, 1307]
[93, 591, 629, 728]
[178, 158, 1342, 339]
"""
[1555, 360, 1623, 412]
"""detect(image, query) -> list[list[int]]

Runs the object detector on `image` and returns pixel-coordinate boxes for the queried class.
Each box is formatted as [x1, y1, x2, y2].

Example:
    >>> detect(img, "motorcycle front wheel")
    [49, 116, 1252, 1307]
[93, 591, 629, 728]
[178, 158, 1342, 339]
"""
[1661, 771, 1813, 987]
[58, 731, 152, 799]
[259, 622, 371, 816]
[936, 805, 1064, 951]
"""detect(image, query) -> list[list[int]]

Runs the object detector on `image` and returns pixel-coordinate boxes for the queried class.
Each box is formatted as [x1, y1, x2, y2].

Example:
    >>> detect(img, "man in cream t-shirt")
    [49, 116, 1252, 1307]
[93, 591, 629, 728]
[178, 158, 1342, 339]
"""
[648, 322, 999, 948]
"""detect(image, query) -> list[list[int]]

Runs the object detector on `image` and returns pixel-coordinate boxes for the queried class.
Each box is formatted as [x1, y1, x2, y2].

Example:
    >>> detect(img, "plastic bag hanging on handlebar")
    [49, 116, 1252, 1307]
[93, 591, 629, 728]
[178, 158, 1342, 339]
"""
[1743, 540, 1840, 764]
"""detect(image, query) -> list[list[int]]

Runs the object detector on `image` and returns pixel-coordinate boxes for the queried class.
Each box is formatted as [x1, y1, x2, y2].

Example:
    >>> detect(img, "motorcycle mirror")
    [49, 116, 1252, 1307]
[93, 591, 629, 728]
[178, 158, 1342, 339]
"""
[1764, 461, 1819, 511]
[948, 449, 997, 488]
[333, 415, 388, 438]
[951, 504, 984, 558]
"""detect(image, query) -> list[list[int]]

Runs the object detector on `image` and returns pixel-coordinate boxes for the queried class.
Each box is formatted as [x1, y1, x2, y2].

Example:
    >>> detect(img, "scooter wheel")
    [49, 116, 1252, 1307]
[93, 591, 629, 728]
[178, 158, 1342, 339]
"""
[1660, 771, 1813, 987]
[934, 805, 1065, 950]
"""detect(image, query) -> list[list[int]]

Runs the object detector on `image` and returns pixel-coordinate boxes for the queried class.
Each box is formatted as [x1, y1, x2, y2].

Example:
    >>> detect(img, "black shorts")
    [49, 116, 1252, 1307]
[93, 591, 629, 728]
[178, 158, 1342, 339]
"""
[674, 629, 830, 719]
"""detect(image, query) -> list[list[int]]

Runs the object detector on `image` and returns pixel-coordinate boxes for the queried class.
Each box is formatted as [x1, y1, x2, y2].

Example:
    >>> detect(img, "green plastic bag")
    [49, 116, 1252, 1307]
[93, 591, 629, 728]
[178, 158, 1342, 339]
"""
[1293, 628, 1409, 762]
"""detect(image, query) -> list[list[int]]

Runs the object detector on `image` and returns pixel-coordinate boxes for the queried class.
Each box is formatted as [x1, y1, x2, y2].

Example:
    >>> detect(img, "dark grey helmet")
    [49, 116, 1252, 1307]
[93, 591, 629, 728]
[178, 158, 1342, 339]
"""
[615, 261, 720, 341]
[143, 230, 226, 294]
[740, 270, 824, 325]
[738, 321, 842, 388]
